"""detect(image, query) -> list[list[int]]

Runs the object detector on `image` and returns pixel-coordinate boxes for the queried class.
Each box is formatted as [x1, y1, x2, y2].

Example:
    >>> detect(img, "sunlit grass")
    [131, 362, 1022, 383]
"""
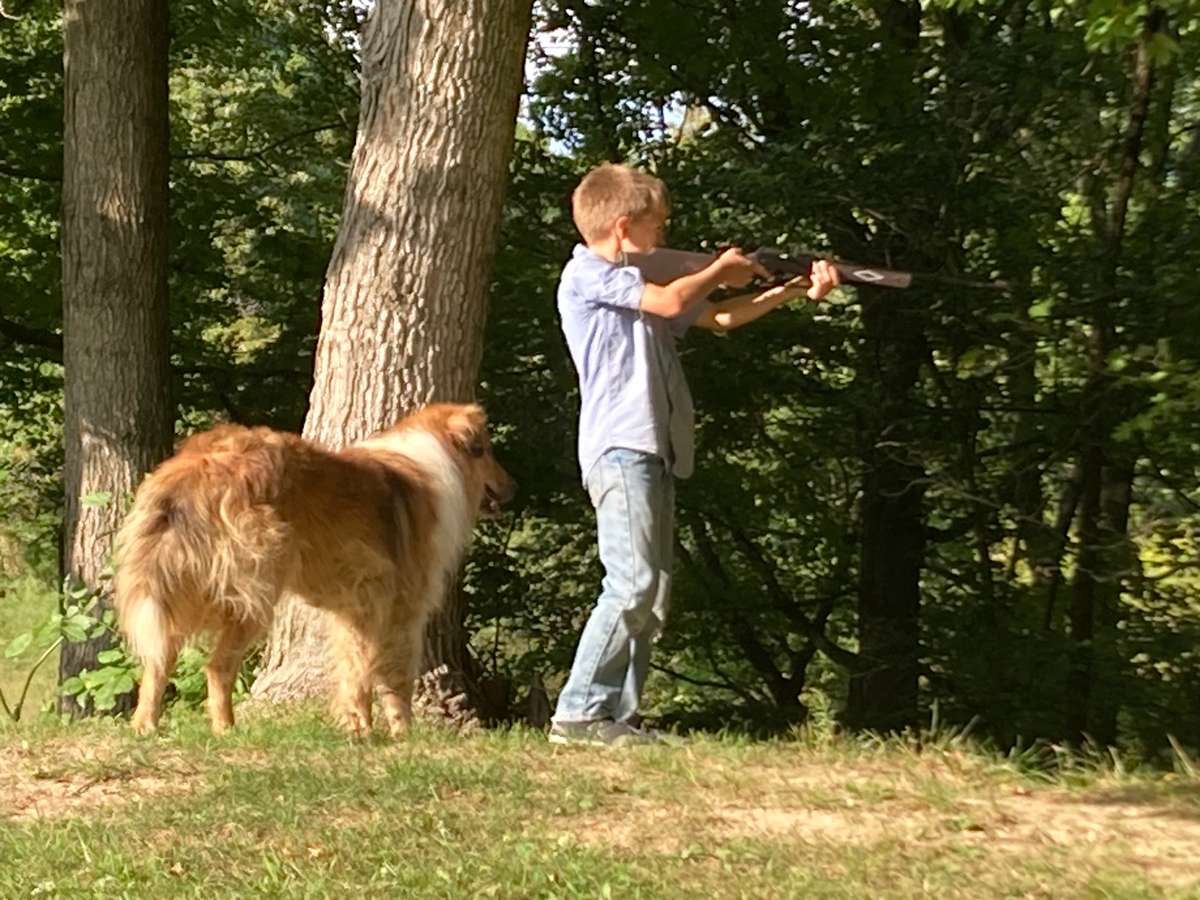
[1, 708, 1197, 898]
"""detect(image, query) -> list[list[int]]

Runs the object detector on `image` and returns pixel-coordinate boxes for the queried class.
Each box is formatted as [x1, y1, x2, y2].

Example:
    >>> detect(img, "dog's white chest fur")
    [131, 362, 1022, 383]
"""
[356, 430, 474, 580]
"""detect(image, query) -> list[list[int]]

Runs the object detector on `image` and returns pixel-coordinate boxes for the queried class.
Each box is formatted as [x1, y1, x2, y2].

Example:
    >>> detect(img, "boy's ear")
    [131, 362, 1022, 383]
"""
[613, 214, 631, 241]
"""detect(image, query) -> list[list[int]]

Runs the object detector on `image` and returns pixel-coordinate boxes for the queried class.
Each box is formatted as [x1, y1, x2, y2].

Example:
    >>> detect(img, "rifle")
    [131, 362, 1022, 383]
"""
[625, 247, 1008, 292]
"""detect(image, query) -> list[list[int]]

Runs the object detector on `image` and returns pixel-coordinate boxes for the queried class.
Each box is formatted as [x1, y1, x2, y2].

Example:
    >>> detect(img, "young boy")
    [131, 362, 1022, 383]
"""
[550, 163, 840, 746]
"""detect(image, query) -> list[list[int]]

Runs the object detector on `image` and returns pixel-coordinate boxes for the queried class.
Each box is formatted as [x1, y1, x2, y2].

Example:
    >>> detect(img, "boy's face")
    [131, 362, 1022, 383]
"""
[615, 212, 665, 255]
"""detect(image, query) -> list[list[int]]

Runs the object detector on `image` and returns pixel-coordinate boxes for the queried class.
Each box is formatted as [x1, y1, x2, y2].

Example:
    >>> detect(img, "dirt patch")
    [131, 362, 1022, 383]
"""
[956, 792, 1200, 886]
[555, 757, 1200, 889]
[0, 740, 221, 822]
[1, 766, 188, 822]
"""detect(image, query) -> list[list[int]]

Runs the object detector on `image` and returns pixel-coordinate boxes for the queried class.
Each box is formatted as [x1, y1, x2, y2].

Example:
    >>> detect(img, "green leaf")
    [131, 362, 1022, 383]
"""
[33, 615, 63, 646]
[60, 622, 89, 643]
[111, 672, 135, 695]
[65, 612, 96, 632]
[1028, 299, 1053, 319]
[96, 648, 125, 664]
[81, 491, 113, 509]
[4, 633, 33, 659]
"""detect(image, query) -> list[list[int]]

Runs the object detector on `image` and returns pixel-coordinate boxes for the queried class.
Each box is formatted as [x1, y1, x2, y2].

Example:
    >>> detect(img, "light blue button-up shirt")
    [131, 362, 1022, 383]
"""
[557, 244, 703, 483]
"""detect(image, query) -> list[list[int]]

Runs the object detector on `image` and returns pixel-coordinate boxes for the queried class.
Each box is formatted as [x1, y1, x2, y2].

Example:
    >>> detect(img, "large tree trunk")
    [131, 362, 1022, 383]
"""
[251, 0, 531, 725]
[58, 0, 173, 715]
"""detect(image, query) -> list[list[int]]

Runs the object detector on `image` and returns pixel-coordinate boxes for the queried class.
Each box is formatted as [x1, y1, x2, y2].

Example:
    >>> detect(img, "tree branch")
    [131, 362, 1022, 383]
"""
[702, 510, 865, 673]
[0, 162, 60, 183]
[683, 518, 798, 706]
[648, 661, 750, 696]
[174, 122, 347, 164]
[0, 314, 63, 362]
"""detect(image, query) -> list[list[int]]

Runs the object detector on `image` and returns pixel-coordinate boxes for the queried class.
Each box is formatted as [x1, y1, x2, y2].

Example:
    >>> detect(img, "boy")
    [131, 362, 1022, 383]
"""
[550, 163, 840, 746]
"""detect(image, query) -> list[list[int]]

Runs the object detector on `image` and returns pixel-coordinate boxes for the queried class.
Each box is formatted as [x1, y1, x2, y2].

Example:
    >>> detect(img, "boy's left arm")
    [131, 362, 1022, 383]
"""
[694, 259, 841, 333]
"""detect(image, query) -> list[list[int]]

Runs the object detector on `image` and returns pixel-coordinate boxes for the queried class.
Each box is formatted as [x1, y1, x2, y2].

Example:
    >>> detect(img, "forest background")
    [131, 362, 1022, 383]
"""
[1, 0, 1199, 759]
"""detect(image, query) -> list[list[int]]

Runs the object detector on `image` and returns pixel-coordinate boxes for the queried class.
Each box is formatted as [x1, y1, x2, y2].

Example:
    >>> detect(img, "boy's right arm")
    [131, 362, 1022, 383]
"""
[638, 248, 766, 319]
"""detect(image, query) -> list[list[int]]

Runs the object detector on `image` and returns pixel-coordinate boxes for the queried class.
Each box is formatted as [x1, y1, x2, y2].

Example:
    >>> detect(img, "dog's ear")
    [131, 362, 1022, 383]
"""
[446, 404, 488, 457]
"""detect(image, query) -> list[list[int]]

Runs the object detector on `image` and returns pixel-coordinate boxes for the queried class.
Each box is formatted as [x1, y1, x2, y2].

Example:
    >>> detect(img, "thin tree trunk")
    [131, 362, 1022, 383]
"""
[1067, 13, 1158, 743]
[845, 289, 927, 732]
[1006, 295, 1060, 590]
[840, 0, 928, 734]
[251, 0, 531, 724]
[58, 0, 173, 716]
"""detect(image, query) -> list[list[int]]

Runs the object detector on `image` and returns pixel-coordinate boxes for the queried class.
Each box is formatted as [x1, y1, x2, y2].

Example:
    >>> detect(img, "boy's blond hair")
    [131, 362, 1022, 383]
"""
[571, 163, 670, 244]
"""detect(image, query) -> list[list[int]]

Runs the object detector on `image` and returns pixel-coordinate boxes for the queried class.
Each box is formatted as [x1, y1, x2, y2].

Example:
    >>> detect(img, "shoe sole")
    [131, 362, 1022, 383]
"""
[548, 732, 659, 748]
[548, 733, 610, 747]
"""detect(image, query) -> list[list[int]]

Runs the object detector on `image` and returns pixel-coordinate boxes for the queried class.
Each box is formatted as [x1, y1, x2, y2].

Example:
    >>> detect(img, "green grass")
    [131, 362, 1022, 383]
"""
[0, 574, 59, 720]
[2, 709, 1198, 898]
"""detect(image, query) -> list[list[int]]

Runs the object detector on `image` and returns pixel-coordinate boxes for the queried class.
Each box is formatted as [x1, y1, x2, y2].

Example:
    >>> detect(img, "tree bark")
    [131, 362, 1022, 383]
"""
[838, 0, 929, 734]
[1067, 13, 1158, 744]
[58, 0, 173, 715]
[845, 289, 927, 732]
[251, 0, 532, 723]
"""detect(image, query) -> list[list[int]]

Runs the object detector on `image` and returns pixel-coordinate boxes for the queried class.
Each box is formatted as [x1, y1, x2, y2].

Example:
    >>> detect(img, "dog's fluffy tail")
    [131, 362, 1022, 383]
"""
[112, 481, 187, 668]
[114, 585, 175, 670]
[113, 441, 289, 663]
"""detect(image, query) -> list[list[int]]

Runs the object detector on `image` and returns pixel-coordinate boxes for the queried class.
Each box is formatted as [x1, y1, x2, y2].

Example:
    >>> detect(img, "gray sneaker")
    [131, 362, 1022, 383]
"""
[627, 723, 685, 746]
[548, 719, 658, 747]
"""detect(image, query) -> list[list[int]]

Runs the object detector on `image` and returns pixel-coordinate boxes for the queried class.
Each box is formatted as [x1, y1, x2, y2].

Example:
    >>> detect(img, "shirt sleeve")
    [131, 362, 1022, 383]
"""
[585, 264, 645, 311]
[669, 298, 708, 338]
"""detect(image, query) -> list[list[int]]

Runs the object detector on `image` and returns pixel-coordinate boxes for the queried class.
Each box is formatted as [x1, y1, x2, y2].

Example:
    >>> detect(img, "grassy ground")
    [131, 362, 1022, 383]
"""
[0, 575, 59, 720]
[1, 707, 1198, 899]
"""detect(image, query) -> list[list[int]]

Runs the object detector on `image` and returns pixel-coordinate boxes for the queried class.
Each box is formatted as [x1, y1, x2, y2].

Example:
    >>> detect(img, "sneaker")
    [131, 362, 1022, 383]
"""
[548, 719, 658, 747]
[625, 721, 686, 747]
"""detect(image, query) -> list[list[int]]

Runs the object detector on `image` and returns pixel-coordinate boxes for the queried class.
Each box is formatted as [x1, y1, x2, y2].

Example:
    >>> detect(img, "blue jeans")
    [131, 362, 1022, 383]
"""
[554, 448, 675, 724]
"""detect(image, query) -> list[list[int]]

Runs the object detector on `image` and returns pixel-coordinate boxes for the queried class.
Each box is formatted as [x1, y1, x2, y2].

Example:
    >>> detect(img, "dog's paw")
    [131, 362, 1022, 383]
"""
[338, 710, 372, 740]
[130, 714, 159, 736]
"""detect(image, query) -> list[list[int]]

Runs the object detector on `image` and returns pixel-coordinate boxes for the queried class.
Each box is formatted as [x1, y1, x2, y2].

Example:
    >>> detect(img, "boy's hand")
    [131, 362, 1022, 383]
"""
[714, 247, 770, 288]
[806, 258, 841, 301]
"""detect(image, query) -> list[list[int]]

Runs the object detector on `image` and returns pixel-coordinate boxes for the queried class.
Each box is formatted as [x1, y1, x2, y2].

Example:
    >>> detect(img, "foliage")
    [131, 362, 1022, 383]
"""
[0, 575, 254, 722]
[485, 0, 1200, 750]
[0, 579, 126, 720]
[1, 0, 1199, 753]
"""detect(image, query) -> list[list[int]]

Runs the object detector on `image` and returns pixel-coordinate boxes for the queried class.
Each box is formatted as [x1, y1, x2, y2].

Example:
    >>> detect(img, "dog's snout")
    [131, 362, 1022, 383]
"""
[494, 475, 516, 502]
[489, 462, 517, 504]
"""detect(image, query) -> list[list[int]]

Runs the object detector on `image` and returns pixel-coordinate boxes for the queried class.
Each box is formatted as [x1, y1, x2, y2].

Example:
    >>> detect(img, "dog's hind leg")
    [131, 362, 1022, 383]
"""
[376, 612, 427, 738]
[326, 609, 376, 738]
[120, 591, 183, 735]
[206, 618, 263, 734]
[130, 633, 182, 736]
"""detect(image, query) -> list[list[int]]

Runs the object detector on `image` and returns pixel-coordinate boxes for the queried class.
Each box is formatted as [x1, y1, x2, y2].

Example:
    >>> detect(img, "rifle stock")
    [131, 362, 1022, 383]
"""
[625, 247, 914, 290]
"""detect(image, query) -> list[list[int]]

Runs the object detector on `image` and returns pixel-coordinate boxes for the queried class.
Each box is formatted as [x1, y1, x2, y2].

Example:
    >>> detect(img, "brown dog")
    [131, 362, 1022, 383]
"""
[112, 403, 515, 736]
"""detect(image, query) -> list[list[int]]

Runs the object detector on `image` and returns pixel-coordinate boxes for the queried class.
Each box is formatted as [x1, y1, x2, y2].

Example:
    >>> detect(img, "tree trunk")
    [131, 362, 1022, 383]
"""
[1067, 13, 1158, 744]
[839, 0, 928, 734]
[58, 0, 173, 715]
[251, 0, 531, 724]
[845, 290, 927, 732]
[1006, 296, 1061, 592]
